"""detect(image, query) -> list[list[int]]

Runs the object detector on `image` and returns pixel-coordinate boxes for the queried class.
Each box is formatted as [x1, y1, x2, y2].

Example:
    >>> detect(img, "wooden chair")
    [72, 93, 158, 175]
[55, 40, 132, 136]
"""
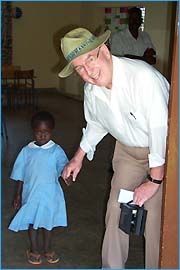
[14, 69, 34, 105]
[2, 66, 21, 109]
[14, 69, 37, 110]
[2, 65, 20, 87]
[1, 94, 8, 140]
[1, 66, 21, 137]
[2, 67, 37, 110]
[2, 65, 21, 73]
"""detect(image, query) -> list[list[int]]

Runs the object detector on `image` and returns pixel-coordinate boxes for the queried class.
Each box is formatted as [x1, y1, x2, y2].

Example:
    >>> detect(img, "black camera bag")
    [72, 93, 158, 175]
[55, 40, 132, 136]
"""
[119, 200, 147, 236]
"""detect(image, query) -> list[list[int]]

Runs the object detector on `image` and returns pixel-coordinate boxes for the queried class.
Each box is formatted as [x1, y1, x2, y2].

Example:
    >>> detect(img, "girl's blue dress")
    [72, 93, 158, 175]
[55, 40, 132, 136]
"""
[8, 140, 69, 232]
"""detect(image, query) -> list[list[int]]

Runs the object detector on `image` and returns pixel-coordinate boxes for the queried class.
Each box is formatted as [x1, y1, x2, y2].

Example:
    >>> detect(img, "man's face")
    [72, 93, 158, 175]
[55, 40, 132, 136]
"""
[72, 44, 113, 89]
[129, 11, 142, 30]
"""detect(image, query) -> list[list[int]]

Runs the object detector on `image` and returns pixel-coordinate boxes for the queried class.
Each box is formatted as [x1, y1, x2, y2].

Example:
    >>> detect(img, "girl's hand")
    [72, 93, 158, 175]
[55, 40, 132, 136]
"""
[13, 195, 22, 210]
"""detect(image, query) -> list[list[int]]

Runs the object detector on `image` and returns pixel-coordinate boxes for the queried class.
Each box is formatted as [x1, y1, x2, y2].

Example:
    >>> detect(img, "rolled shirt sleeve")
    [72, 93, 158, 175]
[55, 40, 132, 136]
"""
[145, 71, 169, 168]
[148, 126, 168, 167]
[80, 123, 108, 161]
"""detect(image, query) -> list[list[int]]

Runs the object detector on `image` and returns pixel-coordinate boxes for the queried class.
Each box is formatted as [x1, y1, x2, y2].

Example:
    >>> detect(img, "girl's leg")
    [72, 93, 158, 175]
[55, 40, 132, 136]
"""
[27, 224, 42, 264]
[28, 224, 39, 253]
[43, 228, 60, 263]
[42, 228, 52, 253]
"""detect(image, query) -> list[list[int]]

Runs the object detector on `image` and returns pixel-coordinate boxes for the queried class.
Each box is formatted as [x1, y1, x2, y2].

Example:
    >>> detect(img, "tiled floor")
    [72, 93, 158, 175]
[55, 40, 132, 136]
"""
[2, 89, 144, 269]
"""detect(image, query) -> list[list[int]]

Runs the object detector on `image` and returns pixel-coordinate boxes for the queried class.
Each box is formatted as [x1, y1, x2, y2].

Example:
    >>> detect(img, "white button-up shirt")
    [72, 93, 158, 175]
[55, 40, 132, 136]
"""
[80, 56, 169, 168]
[110, 28, 155, 57]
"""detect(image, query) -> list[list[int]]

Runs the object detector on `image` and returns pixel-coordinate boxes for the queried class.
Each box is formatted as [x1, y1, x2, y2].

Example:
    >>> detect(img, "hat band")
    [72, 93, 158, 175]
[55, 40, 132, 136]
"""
[66, 35, 96, 62]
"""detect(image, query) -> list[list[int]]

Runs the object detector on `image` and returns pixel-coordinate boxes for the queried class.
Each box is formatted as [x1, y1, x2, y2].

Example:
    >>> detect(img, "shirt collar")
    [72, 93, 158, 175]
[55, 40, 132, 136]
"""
[93, 85, 111, 103]
[28, 140, 55, 149]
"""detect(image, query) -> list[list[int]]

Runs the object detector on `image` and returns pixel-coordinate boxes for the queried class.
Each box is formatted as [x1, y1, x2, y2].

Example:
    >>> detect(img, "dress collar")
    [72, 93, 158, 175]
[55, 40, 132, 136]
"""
[28, 140, 55, 149]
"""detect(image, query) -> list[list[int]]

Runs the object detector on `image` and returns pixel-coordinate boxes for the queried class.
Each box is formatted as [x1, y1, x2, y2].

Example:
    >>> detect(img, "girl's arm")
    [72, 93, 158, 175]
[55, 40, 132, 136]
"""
[13, 180, 23, 210]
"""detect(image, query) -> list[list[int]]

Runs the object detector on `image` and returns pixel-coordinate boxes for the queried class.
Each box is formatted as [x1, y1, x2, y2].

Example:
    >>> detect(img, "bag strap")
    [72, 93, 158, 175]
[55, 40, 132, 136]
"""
[127, 200, 144, 209]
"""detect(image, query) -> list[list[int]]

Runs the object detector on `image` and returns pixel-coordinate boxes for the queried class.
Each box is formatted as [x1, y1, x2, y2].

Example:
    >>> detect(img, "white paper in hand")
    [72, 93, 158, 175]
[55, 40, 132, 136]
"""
[118, 189, 134, 203]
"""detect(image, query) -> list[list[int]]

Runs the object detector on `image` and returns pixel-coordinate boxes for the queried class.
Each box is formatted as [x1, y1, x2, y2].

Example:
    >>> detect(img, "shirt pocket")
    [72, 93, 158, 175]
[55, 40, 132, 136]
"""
[127, 110, 146, 130]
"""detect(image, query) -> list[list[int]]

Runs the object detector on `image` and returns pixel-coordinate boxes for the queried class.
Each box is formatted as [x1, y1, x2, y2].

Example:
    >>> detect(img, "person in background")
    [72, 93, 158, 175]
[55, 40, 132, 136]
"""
[59, 27, 169, 268]
[110, 6, 156, 65]
[8, 111, 69, 265]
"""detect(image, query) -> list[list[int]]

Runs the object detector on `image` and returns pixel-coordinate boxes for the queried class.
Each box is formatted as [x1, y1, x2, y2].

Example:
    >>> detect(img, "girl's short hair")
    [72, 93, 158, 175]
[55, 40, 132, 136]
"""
[31, 111, 55, 129]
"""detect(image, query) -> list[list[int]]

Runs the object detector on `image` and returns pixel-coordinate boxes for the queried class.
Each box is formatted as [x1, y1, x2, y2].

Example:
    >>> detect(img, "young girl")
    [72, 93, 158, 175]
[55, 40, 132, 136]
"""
[8, 111, 69, 265]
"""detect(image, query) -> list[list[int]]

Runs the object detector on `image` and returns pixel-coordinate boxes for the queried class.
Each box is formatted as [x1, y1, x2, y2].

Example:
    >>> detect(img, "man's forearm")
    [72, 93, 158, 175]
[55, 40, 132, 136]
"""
[74, 146, 86, 162]
[124, 54, 143, 60]
[150, 165, 165, 180]
[124, 54, 156, 65]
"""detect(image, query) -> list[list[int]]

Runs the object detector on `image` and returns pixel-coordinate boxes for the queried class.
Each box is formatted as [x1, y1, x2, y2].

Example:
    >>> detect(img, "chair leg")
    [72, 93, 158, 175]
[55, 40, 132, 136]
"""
[2, 118, 8, 139]
[32, 88, 38, 111]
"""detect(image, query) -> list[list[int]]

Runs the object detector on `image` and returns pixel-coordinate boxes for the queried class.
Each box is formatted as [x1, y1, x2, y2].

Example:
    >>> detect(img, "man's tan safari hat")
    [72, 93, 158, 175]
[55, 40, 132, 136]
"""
[58, 27, 111, 78]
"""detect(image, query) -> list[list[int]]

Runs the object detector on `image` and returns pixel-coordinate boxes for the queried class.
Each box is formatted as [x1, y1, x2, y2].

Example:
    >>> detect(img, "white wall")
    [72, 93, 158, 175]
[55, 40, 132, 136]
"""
[12, 2, 82, 89]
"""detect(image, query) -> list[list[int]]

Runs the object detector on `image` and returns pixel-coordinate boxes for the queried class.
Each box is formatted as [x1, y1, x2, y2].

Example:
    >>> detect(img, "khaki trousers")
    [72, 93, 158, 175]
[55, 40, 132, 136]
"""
[102, 141, 163, 269]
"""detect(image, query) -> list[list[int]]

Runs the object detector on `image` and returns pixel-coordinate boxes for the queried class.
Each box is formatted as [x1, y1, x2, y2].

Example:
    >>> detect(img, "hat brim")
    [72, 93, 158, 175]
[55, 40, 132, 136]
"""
[58, 30, 111, 78]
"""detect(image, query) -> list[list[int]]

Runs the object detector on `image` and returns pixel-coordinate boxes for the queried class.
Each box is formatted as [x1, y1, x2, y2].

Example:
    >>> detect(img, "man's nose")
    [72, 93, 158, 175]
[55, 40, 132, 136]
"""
[84, 64, 94, 76]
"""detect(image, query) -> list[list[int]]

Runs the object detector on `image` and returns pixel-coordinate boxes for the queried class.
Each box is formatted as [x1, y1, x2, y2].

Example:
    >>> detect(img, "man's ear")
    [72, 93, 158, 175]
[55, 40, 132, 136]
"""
[101, 44, 111, 59]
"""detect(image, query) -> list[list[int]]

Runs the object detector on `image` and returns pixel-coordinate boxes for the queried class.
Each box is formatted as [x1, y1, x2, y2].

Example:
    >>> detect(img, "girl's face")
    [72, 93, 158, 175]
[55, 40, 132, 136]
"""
[33, 121, 53, 146]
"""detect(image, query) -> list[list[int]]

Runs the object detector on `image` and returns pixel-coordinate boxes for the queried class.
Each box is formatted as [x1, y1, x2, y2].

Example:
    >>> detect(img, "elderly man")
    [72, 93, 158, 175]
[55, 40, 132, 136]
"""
[110, 7, 156, 65]
[59, 27, 169, 268]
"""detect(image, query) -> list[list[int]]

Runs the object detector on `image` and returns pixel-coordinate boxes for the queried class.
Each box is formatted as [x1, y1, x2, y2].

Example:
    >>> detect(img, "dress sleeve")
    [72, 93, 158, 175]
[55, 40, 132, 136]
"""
[80, 87, 108, 161]
[56, 146, 69, 176]
[10, 148, 26, 181]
